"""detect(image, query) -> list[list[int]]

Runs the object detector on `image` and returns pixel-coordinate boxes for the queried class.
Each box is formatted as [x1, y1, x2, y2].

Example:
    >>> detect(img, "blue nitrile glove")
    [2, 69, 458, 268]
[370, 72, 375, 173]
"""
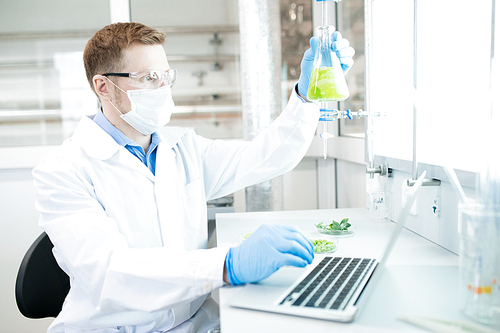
[332, 31, 355, 75]
[297, 32, 356, 98]
[297, 37, 319, 98]
[225, 224, 315, 285]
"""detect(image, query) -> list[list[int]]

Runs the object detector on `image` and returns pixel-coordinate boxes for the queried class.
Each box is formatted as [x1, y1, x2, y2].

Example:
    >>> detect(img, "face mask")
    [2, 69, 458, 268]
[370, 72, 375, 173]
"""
[107, 79, 175, 135]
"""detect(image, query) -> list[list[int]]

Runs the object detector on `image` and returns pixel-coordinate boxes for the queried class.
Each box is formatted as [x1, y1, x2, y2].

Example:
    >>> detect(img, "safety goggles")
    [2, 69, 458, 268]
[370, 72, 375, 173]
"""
[102, 68, 177, 90]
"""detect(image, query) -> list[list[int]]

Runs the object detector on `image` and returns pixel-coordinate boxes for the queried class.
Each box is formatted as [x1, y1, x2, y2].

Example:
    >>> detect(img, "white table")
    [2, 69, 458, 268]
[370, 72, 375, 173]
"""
[215, 208, 499, 332]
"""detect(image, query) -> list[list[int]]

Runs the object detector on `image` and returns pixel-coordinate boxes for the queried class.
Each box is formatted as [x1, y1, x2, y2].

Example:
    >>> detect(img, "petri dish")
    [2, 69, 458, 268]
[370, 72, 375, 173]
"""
[316, 224, 356, 237]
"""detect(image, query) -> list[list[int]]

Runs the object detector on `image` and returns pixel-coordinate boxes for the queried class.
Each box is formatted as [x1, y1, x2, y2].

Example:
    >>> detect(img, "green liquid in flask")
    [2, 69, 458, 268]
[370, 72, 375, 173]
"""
[307, 66, 349, 101]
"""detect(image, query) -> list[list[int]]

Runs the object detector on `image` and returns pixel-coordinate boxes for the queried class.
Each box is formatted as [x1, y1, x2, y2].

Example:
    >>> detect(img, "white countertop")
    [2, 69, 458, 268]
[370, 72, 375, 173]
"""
[215, 208, 499, 332]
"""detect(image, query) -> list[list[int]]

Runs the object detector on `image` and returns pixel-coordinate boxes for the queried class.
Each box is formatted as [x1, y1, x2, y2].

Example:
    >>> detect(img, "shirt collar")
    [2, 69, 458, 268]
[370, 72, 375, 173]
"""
[93, 108, 162, 149]
[93, 108, 134, 147]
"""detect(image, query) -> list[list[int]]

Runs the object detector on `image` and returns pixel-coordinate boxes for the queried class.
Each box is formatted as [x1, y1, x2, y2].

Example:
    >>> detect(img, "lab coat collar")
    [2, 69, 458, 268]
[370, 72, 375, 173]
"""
[160, 126, 188, 149]
[72, 117, 188, 158]
[72, 116, 121, 161]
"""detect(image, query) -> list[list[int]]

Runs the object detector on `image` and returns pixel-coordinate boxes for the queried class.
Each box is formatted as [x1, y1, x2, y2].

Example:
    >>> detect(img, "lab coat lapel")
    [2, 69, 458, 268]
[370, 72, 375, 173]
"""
[75, 116, 155, 182]
[117, 147, 155, 182]
[74, 116, 118, 160]
[155, 143, 186, 250]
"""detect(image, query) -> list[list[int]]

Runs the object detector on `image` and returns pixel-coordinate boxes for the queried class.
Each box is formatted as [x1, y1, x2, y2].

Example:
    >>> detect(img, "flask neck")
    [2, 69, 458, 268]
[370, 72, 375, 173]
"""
[316, 25, 336, 49]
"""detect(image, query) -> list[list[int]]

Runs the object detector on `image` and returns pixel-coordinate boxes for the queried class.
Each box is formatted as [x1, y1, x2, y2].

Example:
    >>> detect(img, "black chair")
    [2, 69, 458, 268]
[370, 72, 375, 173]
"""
[15, 232, 70, 318]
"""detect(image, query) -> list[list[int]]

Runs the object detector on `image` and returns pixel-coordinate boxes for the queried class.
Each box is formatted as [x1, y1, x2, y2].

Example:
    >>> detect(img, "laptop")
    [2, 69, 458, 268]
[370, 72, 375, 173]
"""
[228, 171, 427, 322]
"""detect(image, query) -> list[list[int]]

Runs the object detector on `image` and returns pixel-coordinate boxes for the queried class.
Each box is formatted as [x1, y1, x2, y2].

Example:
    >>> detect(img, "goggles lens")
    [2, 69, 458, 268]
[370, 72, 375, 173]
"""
[129, 69, 177, 89]
[104, 69, 177, 90]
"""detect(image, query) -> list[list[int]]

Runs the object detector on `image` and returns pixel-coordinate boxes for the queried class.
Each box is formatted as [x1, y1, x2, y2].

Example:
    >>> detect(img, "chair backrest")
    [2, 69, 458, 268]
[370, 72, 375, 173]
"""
[15, 232, 70, 318]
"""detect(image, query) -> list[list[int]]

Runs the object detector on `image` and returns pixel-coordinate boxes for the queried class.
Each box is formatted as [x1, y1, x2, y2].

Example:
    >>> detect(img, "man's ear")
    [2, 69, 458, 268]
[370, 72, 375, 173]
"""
[93, 75, 110, 99]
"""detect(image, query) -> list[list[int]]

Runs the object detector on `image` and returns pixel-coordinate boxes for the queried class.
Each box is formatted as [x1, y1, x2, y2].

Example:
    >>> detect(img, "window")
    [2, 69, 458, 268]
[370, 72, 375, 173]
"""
[370, 0, 493, 173]
[0, 0, 109, 147]
[131, 0, 242, 140]
[0, 0, 243, 147]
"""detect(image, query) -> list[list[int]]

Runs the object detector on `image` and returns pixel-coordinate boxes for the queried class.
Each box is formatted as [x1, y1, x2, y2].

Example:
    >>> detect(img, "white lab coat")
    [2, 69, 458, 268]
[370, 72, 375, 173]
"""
[32, 90, 319, 333]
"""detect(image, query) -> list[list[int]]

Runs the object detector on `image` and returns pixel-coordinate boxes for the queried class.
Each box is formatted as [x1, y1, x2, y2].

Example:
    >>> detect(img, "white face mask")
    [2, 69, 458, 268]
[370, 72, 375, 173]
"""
[107, 79, 175, 135]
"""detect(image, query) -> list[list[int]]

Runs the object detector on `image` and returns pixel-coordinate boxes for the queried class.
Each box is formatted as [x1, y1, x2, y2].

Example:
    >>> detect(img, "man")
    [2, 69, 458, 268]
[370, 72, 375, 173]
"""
[33, 22, 354, 333]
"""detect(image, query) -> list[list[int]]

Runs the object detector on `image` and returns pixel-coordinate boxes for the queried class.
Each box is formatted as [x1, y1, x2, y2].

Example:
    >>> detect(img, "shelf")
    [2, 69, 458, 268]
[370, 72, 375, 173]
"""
[166, 54, 239, 62]
[0, 54, 239, 70]
[0, 25, 239, 41]
[0, 103, 243, 122]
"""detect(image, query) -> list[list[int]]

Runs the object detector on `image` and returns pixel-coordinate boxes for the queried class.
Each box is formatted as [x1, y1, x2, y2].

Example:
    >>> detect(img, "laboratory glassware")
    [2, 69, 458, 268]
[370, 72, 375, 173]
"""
[307, 25, 349, 102]
[309, 0, 350, 159]
[458, 202, 499, 325]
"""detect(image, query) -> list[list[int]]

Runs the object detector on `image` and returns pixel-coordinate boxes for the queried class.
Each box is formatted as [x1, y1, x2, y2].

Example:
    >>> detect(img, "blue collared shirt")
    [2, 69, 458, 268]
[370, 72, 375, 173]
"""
[93, 109, 161, 175]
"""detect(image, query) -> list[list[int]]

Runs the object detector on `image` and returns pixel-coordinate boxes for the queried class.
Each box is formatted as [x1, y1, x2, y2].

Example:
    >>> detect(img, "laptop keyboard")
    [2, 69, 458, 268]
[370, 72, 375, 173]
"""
[278, 256, 376, 311]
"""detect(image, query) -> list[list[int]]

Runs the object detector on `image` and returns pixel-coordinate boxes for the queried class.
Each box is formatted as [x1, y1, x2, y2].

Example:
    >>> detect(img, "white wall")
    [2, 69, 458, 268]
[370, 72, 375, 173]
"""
[337, 160, 366, 209]
[0, 165, 54, 331]
[283, 158, 318, 211]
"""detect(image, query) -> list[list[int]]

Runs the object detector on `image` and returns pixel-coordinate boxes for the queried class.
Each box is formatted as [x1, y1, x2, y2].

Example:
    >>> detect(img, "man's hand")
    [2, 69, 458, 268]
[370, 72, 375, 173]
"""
[224, 224, 314, 285]
[298, 32, 356, 98]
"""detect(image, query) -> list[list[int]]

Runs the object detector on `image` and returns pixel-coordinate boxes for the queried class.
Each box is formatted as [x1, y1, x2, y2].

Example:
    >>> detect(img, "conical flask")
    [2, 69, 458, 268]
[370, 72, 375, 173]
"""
[307, 26, 350, 102]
